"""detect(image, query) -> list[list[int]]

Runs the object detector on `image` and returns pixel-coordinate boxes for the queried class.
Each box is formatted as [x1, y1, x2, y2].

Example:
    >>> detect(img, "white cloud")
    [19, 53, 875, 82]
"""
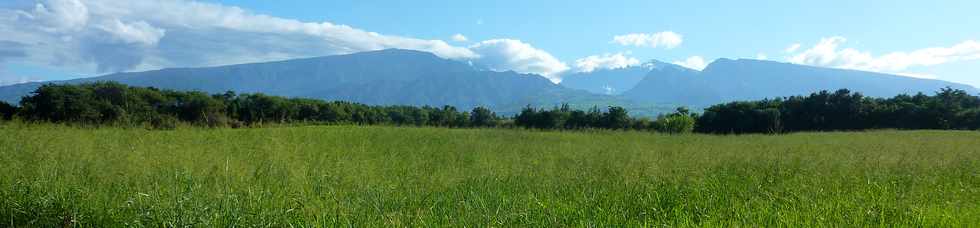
[788, 37, 980, 73]
[784, 43, 801, 53]
[0, 0, 582, 83]
[468, 39, 569, 82]
[97, 19, 164, 46]
[29, 0, 89, 33]
[451, 33, 468, 42]
[0, 0, 487, 74]
[612, 31, 683, 49]
[573, 52, 640, 73]
[673, 56, 707, 71]
[756, 53, 768, 60]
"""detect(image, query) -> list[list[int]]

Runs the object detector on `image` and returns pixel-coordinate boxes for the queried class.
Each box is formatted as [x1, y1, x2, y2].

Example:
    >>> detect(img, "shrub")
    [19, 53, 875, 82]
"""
[149, 115, 179, 130]
[653, 114, 695, 134]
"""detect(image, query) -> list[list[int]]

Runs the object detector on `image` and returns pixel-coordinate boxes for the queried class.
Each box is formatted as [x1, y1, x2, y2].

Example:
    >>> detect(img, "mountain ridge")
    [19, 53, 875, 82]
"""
[605, 58, 977, 105]
[0, 49, 976, 115]
[0, 49, 617, 113]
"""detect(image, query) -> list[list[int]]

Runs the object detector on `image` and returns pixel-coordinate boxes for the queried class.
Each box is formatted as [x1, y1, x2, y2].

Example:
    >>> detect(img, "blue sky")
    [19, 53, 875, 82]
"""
[1, 0, 978, 86]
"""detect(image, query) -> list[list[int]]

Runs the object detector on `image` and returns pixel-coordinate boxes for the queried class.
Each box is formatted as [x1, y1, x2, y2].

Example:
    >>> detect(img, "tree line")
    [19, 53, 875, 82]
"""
[696, 88, 980, 134]
[1, 82, 497, 129]
[1, 82, 978, 134]
[0, 82, 695, 133]
[513, 104, 696, 133]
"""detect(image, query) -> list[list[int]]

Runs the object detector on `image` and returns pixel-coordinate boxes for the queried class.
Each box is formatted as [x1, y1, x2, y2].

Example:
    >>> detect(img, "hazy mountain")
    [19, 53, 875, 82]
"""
[0, 49, 620, 113]
[623, 58, 978, 105]
[559, 63, 658, 95]
[3, 50, 973, 115]
[619, 61, 720, 105]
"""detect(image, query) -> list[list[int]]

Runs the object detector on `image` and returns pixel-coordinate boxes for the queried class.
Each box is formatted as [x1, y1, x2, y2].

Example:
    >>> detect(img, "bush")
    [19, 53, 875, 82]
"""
[470, 106, 499, 128]
[653, 115, 695, 134]
[149, 115, 179, 130]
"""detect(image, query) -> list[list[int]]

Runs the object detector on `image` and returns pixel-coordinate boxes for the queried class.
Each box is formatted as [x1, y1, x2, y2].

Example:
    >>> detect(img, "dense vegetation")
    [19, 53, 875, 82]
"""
[513, 105, 696, 133]
[2, 82, 979, 134]
[1, 124, 977, 226]
[2, 82, 694, 133]
[697, 88, 980, 133]
[0, 100, 15, 120]
[7, 82, 492, 129]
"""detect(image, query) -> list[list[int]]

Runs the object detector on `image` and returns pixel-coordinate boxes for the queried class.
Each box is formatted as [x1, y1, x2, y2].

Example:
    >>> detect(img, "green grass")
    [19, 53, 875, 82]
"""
[1, 124, 979, 226]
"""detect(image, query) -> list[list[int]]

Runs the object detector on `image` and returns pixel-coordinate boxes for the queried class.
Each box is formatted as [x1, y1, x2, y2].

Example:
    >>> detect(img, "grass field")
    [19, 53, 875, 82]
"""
[1, 124, 979, 226]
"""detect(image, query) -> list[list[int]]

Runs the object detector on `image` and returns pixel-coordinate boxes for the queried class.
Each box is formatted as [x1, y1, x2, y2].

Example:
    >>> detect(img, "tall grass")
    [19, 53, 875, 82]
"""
[1, 123, 978, 226]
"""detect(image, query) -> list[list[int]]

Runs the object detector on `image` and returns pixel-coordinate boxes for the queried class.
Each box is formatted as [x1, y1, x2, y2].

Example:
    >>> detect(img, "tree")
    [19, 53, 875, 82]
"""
[0, 101, 16, 120]
[652, 108, 696, 134]
[173, 92, 227, 126]
[955, 108, 980, 130]
[653, 115, 695, 134]
[698, 100, 784, 134]
[470, 106, 498, 127]
[19, 83, 101, 123]
[602, 106, 631, 130]
[515, 105, 539, 129]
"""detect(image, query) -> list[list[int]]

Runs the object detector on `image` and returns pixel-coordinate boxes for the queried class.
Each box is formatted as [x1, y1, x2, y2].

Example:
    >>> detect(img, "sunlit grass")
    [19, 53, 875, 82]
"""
[1, 123, 978, 226]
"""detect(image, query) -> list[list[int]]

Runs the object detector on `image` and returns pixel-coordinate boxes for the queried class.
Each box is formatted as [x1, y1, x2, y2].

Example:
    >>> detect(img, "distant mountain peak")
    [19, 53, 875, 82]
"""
[640, 60, 669, 70]
[626, 57, 978, 105]
[643, 59, 700, 73]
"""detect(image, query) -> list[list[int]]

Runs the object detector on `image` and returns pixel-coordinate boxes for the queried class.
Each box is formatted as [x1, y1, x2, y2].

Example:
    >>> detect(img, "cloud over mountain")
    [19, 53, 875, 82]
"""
[612, 31, 683, 49]
[573, 53, 640, 73]
[789, 37, 980, 74]
[0, 0, 571, 82]
[672, 56, 708, 70]
[468, 39, 569, 82]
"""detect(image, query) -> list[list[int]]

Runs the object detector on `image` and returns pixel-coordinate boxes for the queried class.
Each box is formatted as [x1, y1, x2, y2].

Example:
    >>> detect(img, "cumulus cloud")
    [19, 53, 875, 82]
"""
[96, 19, 164, 46]
[29, 0, 89, 33]
[451, 33, 467, 42]
[468, 39, 570, 82]
[756, 53, 768, 60]
[2, 0, 534, 77]
[788, 37, 980, 74]
[612, 31, 683, 49]
[573, 52, 640, 73]
[673, 56, 708, 70]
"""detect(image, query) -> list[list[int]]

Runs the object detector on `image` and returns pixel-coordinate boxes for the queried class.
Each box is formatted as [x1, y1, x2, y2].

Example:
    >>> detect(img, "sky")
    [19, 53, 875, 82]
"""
[0, 0, 978, 87]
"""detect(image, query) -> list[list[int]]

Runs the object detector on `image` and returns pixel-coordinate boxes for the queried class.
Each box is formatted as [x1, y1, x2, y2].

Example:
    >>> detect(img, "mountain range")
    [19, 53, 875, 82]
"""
[564, 59, 978, 106]
[0, 49, 976, 116]
[0, 49, 623, 114]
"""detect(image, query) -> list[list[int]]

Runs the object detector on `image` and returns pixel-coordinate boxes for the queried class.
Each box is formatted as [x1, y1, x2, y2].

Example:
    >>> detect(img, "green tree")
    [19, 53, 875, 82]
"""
[515, 105, 539, 129]
[470, 106, 498, 127]
[602, 106, 631, 130]
[0, 101, 17, 120]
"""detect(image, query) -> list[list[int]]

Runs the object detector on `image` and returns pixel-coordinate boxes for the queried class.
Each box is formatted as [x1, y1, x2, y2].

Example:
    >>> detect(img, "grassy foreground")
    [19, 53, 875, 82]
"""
[1, 124, 978, 226]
